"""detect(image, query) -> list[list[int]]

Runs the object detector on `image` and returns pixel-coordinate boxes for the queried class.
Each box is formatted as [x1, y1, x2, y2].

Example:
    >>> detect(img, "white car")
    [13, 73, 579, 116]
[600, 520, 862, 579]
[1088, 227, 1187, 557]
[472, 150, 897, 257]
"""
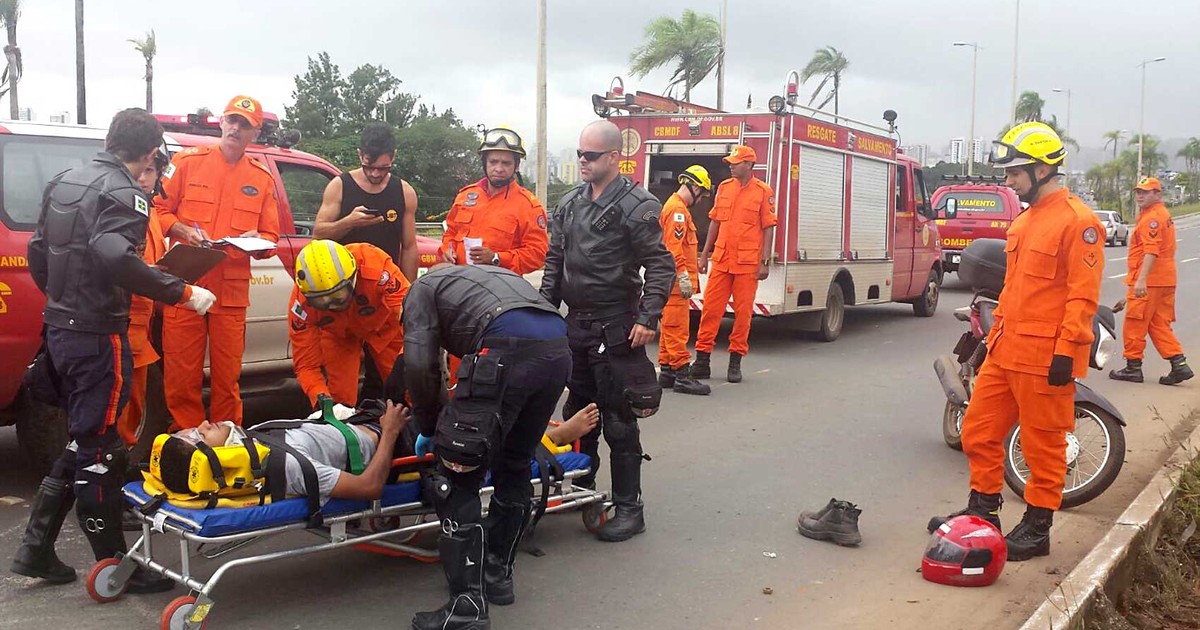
[1094, 211, 1129, 247]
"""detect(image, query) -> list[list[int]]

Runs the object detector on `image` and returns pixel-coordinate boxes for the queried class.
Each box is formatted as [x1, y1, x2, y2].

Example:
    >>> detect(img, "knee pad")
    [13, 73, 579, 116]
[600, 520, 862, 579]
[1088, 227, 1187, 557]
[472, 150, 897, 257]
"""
[602, 412, 641, 452]
[74, 440, 127, 515]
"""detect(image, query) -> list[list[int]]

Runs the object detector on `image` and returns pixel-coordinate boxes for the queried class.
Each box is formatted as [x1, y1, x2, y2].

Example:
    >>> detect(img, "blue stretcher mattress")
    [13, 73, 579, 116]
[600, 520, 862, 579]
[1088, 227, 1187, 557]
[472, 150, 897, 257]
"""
[123, 451, 592, 538]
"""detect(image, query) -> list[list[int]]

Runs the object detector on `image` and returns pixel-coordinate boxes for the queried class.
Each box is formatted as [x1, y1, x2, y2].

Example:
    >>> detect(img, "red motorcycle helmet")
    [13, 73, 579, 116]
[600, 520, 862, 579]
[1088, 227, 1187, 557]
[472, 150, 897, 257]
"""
[922, 515, 1007, 587]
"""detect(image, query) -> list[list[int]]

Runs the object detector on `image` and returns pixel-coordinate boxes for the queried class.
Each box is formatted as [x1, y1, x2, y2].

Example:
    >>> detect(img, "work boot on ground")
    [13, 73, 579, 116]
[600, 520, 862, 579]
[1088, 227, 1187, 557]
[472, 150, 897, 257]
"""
[125, 567, 175, 594]
[692, 351, 711, 380]
[483, 498, 531, 606]
[1108, 359, 1144, 383]
[671, 364, 711, 396]
[926, 490, 1002, 534]
[596, 453, 646, 542]
[1005, 506, 1053, 561]
[727, 353, 743, 383]
[10, 477, 77, 584]
[797, 499, 862, 546]
[657, 365, 677, 389]
[1160, 355, 1195, 386]
[413, 524, 490, 630]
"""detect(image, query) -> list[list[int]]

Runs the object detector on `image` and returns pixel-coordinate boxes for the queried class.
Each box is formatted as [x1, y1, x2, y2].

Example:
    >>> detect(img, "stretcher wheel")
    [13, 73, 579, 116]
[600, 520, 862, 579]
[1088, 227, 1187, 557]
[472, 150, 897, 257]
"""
[582, 503, 610, 534]
[86, 558, 128, 604]
[162, 595, 208, 630]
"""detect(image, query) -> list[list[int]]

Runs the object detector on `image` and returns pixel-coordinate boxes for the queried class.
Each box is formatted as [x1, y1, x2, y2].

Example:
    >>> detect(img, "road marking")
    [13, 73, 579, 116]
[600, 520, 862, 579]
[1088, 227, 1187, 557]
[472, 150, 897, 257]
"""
[1108, 273, 1127, 279]
[1182, 257, 1199, 264]
[1110, 256, 1128, 262]
[756, 369, 770, 374]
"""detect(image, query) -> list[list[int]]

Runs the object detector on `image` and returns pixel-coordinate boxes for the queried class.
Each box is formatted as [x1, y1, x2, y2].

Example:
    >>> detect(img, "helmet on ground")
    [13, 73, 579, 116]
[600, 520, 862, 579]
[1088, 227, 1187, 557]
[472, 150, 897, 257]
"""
[990, 122, 1066, 168]
[295, 240, 357, 297]
[678, 165, 713, 192]
[921, 514, 1007, 587]
[479, 127, 526, 158]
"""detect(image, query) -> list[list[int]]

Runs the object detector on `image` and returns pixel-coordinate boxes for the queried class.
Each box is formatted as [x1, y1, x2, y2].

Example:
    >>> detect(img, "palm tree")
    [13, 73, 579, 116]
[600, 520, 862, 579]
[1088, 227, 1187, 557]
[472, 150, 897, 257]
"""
[1177, 138, 1200, 174]
[801, 46, 849, 116]
[629, 9, 721, 103]
[1013, 90, 1045, 123]
[76, 0, 85, 124]
[129, 30, 156, 111]
[1103, 130, 1125, 161]
[1042, 115, 1077, 151]
[0, 0, 21, 120]
[1127, 134, 1168, 174]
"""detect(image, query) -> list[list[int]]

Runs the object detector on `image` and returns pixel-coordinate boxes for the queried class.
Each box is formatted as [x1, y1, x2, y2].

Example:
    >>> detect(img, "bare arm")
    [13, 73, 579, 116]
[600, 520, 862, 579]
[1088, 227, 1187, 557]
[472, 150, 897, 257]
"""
[329, 402, 409, 500]
[399, 181, 420, 280]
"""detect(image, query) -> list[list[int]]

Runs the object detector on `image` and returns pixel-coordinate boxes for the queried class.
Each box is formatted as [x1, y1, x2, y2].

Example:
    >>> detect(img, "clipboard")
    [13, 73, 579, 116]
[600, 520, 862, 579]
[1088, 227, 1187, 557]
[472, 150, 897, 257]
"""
[156, 245, 227, 283]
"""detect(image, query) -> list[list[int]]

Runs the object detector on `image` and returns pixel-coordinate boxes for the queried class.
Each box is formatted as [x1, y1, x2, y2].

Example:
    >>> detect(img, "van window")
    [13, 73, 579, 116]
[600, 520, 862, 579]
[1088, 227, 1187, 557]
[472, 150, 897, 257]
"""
[946, 191, 1004, 214]
[1, 136, 102, 228]
[913, 170, 931, 218]
[895, 167, 909, 213]
[276, 162, 334, 234]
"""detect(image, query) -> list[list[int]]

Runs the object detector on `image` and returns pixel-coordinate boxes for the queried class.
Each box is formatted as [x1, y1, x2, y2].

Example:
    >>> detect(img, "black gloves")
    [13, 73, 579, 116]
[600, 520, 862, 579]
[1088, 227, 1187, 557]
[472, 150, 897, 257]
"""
[1048, 355, 1073, 386]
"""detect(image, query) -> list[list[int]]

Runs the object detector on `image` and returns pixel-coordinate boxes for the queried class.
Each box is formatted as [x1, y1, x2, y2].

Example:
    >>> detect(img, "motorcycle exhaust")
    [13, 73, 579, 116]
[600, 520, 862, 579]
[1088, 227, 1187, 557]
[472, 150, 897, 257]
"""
[934, 355, 970, 407]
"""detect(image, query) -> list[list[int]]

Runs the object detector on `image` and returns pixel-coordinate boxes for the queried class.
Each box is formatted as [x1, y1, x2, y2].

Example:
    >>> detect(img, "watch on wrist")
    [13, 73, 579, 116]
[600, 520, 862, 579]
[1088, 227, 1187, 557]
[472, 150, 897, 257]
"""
[491, 253, 501, 266]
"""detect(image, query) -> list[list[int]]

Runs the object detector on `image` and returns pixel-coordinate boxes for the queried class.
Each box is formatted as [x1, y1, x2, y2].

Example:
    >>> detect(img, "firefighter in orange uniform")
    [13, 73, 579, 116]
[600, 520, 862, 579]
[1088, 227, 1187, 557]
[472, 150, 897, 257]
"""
[289, 240, 409, 407]
[694, 145, 777, 383]
[155, 96, 281, 429]
[1109, 177, 1193, 385]
[930, 122, 1104, 562]
[117, 147, 171, 447]
[657, 165, 712, 396]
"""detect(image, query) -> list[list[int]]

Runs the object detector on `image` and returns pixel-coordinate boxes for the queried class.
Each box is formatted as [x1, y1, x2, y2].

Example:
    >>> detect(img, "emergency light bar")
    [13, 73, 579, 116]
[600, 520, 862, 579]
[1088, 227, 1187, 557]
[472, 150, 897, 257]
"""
[154, 112, 288, 147]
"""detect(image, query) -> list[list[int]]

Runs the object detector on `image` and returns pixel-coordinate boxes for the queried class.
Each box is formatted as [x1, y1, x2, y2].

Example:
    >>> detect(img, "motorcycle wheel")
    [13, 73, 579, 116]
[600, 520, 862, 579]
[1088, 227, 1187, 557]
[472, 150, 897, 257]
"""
[1003, 403, 1126, 509]
[942, 400, 964, 451]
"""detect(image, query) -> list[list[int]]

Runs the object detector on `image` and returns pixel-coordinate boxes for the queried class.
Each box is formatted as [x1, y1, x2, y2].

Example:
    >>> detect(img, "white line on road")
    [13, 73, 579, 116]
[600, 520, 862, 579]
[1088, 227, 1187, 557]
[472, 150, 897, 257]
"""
[1111, 256, 1128, 262]
[1183, 258, 1199, 264]
[1108, 273, 1127, 279]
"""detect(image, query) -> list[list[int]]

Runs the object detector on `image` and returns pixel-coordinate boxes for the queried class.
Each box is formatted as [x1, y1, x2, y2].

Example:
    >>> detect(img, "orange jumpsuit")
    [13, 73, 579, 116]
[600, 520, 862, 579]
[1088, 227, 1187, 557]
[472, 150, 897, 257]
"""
[117, 207, 168, 447]
[658, 193, 700, 369]
[155, 145, 280, 428]
[1122, 202, 1183, 360]
[288, 243, 410, 407]
[960, 188, 1104, 510]
[695, 177, 777, 356]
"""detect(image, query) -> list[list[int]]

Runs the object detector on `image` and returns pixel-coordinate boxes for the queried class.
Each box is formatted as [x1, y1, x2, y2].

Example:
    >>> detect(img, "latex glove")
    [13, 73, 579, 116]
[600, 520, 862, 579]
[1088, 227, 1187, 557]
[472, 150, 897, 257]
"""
[677, 272, 693, 299]
[306, 403, 356, 421]
[415, 433, 434, 458]
[1048, 355, 1073, 387]
[183, 286, 216, 316]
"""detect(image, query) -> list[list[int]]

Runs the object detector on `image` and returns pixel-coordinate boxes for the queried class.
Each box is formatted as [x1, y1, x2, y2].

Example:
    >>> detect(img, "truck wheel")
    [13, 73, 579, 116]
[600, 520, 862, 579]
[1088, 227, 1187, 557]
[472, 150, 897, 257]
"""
[913, 270, 940, 317]
[817, 283, 845, 342]
[14, 391, 69, 476]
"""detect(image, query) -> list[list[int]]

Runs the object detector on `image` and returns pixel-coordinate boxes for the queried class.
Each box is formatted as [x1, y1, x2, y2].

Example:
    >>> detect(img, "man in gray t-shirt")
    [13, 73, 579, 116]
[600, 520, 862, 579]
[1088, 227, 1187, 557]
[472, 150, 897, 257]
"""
[281, 424, 378, 504]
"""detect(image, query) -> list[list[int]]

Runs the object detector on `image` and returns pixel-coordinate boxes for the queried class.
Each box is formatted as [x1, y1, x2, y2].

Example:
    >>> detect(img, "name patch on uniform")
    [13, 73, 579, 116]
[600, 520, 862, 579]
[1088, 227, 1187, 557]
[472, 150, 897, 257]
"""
[241, 185, 259, 196]
[291, 300, 307, 320]
[134, 196, 149, 216]
[1082, 227, 1099, 244]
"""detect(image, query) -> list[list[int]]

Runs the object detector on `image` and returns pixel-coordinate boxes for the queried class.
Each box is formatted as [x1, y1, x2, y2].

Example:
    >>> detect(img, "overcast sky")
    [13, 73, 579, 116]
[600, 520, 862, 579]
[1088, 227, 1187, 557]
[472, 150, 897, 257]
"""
[13, 0, 1200, 160]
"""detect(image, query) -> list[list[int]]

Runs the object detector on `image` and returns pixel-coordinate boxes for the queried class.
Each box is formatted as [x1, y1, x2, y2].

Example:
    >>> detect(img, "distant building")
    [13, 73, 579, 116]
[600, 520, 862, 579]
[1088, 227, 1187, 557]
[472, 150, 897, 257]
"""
[557, 159, 580, 185]
[970, 138, 986, 165]
[900, 144, 929, 166]
[49, 111, 71, 124]
[17, 107, 33, 122]
[949, 138, 965, 164]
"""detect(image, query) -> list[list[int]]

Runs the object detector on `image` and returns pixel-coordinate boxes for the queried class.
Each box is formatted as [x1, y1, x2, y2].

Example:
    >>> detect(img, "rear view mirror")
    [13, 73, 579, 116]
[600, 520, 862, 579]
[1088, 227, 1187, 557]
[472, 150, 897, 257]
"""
[944, 198, 958, 219]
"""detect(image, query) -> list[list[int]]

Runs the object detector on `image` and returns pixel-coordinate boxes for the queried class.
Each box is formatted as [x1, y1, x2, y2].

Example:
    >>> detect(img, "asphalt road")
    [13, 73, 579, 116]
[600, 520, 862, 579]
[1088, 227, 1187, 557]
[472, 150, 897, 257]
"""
[3, 215, 1200, 630]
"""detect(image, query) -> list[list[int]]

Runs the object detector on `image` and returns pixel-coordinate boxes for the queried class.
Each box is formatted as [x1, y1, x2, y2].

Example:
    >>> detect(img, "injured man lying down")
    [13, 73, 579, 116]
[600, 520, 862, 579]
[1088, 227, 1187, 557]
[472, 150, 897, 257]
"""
[156, 402, 601, 505]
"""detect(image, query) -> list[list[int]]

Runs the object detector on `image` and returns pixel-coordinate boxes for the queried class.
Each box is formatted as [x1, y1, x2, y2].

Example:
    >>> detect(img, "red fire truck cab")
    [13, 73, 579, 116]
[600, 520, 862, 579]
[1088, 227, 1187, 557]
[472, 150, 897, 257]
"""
[593, 76, 943, 340]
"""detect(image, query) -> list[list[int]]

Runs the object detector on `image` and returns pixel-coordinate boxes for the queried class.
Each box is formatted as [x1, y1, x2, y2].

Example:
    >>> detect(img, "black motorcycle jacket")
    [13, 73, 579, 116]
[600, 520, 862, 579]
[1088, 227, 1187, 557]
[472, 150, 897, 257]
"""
[28, 152, 188, 334]
[402, 264, 562, 435]
[539, 176, 675, 329]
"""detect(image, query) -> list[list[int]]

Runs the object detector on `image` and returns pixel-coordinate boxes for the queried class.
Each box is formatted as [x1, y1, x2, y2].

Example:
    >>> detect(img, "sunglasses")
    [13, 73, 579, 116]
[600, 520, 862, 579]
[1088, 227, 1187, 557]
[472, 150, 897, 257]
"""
[223, 115, 256, 130]
[360, 163, 393, 174]
[577, 149, 614, 162]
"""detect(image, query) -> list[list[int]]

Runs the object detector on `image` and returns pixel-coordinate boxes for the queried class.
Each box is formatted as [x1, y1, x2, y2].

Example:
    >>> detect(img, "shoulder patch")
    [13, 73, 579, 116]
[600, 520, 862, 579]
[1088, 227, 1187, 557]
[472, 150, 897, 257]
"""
[1082, 226, 1099, 245]
[641, 208, 660, 222]
[291, 300, 308, 320]
[378, 270, 390, 286]
[1149, 220, 1159, 229]
[162, 163, 176, 179]
[537, 213, 547, 229]
[134, 195, 149, 216]
[674, 212, 686, 223]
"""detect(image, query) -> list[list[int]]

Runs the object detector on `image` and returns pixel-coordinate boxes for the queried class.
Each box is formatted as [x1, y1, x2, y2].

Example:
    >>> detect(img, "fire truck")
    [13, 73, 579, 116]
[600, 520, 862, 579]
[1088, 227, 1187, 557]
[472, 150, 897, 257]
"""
[591, 74, 943, 340]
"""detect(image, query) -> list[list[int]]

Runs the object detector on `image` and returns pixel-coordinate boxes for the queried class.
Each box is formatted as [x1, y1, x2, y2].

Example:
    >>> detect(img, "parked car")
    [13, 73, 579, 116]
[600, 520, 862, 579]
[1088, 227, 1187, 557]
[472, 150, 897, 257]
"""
[1094, 210, 1129, 247]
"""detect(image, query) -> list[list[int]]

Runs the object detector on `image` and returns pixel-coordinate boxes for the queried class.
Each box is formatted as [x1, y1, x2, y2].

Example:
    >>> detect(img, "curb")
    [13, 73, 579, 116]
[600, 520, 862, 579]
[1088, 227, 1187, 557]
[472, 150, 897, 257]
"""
[1018, 422, 1200, 630]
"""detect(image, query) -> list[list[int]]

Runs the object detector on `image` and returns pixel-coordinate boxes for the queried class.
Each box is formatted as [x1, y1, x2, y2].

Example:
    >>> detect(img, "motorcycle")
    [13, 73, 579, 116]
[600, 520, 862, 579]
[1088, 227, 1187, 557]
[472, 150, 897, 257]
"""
[933, 240, 1126, 509]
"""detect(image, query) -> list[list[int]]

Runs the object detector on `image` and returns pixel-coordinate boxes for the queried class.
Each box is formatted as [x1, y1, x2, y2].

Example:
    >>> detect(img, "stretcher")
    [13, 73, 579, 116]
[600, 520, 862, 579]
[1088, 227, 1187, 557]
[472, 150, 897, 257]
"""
[86, 449, 609, 630]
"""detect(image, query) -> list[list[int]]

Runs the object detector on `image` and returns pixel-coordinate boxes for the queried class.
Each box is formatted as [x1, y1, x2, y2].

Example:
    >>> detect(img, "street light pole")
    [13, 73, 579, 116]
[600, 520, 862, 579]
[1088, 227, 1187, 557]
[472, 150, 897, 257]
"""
[1010, 0, 1020, 123]
[716, 0, 728, 110]
[954, 42, 980, 176]
[1052, 87, 1071, 140]
[535, 0, 548, 204]
[1137, 56, 1166, 182]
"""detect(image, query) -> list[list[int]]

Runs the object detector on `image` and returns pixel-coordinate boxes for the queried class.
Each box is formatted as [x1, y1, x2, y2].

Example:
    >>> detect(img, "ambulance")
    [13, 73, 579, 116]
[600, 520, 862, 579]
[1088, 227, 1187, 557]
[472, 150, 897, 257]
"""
[591, 73, 943, 341]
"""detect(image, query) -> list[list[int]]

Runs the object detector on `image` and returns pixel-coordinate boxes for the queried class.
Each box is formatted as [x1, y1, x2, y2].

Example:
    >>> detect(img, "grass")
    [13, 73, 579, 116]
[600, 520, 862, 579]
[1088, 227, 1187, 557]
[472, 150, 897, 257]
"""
[1169, 203, 1200, 218]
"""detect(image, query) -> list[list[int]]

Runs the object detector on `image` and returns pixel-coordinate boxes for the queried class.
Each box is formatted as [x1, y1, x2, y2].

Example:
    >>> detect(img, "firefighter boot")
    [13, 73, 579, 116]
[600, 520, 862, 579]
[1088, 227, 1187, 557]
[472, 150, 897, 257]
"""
[672, 364, 711, 396]
[797, 499, 862, 546]
[692, 351, 712, 380]
[413, 524, 490, 630]
[1160, 355, 1195, 386]
[1005, 506, 1053, 561]
[78, 487, 174, 594]
[483, 498, 531, 606]
[1108, 359, 1144, 383]
[727, 353, 743, 383]
[596, 453, 646, 542]
[10, 477, 77, 584]
[658, 365, 677, 389]
[926, 490, 1003, 533]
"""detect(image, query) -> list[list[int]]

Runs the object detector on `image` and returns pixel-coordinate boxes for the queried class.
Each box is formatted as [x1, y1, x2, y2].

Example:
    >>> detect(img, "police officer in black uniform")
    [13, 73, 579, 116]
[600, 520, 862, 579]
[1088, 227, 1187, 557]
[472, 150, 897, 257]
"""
[13, 109, 215, 591]
[540, 119, 675, 543]
[405, 264, 571, 630]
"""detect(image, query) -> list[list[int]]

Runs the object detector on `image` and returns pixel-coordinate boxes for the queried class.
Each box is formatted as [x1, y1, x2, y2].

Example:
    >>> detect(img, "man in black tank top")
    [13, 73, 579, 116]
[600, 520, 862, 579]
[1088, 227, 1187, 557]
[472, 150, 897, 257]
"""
[314, 123, 419, 280]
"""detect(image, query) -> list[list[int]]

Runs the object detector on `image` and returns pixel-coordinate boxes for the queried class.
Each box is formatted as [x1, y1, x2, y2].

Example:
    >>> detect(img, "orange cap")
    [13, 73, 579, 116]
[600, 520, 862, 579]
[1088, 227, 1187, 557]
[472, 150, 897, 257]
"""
[223, 95, 264, 128]
[1134, 176, 1162, 191]
[723, 145, 757, 164]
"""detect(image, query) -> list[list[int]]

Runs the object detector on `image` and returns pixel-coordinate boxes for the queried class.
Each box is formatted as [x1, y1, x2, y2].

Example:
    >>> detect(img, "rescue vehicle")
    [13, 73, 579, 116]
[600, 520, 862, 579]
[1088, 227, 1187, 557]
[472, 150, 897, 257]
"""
[930, 175, 1023, 274]
[592, 73, 943, 340]
[0, 113, 439, 471]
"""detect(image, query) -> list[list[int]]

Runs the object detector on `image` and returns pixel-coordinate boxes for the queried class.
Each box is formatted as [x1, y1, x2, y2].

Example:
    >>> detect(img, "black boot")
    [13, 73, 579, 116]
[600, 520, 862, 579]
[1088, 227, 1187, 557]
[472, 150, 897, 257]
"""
[797, 499, 862, 546]
[483, 499, 531, 606]
[727, 353, 743, 383]
[692, 351, 711, 380]
[78, 486, 173, 595]
[1109, 359, 1144, 383]
[413, 524, 490, 630]
[1160, 355, 1195, 385]
[658, 365, 677, 388]
[672, 364, 711, 396]
[596, 453, 646, 542]
[10, 477, 77, 584]
[927, 490, 1002, 533]
[1005, 506, 1053, 561]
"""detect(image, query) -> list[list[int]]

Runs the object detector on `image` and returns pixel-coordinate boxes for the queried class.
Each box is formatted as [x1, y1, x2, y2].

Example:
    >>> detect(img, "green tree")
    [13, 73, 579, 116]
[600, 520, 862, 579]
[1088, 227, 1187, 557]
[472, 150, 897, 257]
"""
[801, 46, 849, 115]
[1127, 134, 1168, 174]
[129, 30, 156, 111]
[343, 64, 400, 130]
[1178, 138, 1200, 203]
[629, 9, 721, 103]
[1013, 90, 1044, 123]
[1103, 130, 1125, 161]
[285, 52, 348, 140]
[0, 0, 21, 119]
[195, 106, 213, 117]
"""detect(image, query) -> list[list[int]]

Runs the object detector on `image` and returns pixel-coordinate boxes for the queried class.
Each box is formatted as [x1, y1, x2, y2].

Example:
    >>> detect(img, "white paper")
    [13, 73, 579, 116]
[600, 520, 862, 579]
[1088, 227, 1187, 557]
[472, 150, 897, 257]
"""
[213, 236, 277, 253]
[464, 237, 483, 265]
